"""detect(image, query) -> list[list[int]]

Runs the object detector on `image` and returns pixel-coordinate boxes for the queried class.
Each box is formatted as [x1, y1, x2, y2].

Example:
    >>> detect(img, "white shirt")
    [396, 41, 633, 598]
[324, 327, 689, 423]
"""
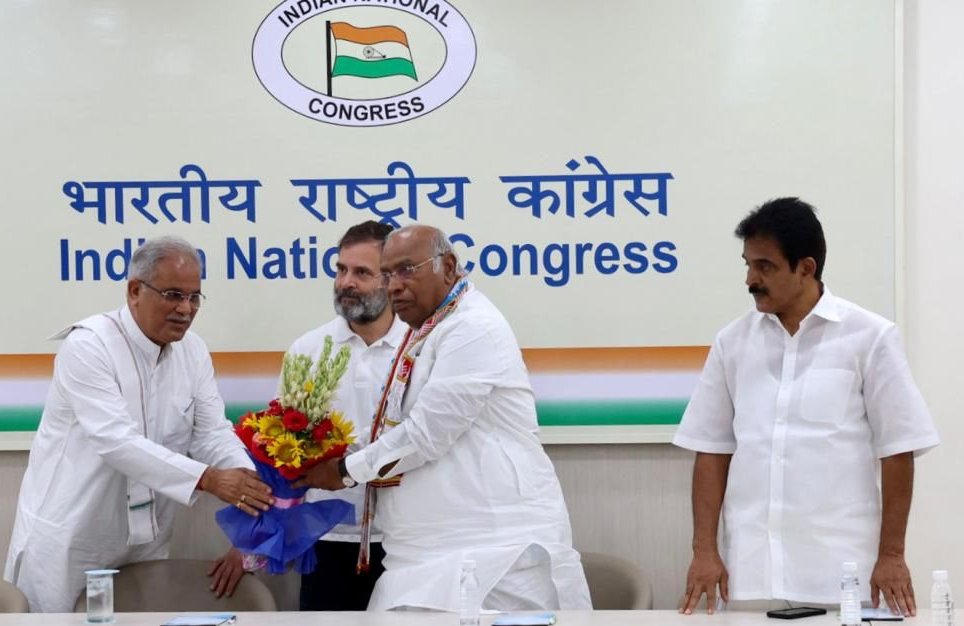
[3, 305, 252, 613]
[345, 286, 591, 611]
[673, 290, 940, 603]
[286, 314, 408, 542]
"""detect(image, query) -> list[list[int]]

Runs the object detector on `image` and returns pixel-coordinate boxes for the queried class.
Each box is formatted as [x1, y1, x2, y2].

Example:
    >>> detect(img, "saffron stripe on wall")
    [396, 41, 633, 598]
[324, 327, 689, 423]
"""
[0, 346, 711, 377]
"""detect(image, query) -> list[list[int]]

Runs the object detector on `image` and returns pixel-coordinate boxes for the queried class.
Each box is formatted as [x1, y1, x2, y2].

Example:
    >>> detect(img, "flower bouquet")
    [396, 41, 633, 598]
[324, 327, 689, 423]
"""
[216, 337, 356, 574]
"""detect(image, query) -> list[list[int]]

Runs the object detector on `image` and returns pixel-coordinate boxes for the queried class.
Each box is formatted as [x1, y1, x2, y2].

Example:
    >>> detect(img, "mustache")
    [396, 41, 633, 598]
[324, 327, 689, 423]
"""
[167, 315, 191, 323]
[336, 288, 361, 300]
[748, 285, 768, 296]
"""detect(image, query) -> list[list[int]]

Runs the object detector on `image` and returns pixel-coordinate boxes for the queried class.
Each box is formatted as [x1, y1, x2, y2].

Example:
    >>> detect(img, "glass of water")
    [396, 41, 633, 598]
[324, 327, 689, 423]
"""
[84, 569, 120, 624]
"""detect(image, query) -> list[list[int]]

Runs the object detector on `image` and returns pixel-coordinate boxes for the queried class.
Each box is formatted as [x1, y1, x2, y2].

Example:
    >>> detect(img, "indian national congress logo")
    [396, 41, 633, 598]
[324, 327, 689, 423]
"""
[253, 0, 477, 127]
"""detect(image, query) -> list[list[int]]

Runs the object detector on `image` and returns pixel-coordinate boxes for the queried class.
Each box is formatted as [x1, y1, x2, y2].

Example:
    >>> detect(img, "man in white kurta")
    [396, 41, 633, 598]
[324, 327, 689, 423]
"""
[290, 221, 408, 610]
[674, 199, 939, 615]
[3, 237, 272, 612]
[298, 225, 591, 611]
[288, 309, 408, 608]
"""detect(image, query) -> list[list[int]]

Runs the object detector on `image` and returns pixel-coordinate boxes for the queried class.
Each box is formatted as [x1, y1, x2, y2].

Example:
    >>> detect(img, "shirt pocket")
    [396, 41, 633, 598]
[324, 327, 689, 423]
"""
[800, 368, 856, 424]
[159, 396, 196, 451]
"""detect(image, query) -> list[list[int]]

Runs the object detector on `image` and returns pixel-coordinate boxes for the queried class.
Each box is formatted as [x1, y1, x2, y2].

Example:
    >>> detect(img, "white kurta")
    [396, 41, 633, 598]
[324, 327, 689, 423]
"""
[3, 306, 252, 613]
[345, 287, 591, 611]
[286, 314, 408, 542]
[673, 290, 940, 603]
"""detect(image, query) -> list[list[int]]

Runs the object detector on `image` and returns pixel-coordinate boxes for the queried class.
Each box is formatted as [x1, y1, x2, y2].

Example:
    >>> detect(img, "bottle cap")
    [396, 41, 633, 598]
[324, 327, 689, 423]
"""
[933, 570, 949, 581]
[462, 560, 477, 570]
[842, 562, 858, 573]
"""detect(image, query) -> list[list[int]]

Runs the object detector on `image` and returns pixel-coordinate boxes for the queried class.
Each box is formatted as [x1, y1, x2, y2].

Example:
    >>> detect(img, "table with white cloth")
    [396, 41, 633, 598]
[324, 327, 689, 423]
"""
[0, 610, 945, 626]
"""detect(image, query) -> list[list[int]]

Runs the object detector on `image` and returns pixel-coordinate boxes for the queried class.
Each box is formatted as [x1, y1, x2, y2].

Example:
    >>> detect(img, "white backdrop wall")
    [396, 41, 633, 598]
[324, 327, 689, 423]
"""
[3, 0, 962, 612]
[902, 0, 964, 605]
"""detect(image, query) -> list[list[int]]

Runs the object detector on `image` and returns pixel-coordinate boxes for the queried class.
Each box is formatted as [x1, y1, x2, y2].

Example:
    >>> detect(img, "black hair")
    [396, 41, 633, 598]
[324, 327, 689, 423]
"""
[735, 197, 826, 280]
[337, 220, 394, 250]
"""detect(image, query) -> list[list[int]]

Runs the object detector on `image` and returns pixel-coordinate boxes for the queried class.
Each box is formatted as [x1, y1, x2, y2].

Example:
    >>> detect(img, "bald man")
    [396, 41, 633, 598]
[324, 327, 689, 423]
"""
[297, 225, 591, 612]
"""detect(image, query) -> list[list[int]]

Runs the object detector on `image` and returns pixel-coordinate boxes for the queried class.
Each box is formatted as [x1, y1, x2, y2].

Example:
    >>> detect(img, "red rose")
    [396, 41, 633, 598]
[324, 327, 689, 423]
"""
[282, 408, 309, 432]
[323, 443, 347, 461]
[236, 424, 255, 449]
[249, 442, 273, 466]
[277, 464, 303, 480]
[267, 399, 283, 416]
[311, 420, 334, 442]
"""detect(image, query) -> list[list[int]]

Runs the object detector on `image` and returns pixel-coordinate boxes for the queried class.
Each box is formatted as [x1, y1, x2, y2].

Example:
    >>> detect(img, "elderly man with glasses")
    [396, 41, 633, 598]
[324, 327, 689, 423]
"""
[296, 224, 591, 612]
[4, 236, 273, 613]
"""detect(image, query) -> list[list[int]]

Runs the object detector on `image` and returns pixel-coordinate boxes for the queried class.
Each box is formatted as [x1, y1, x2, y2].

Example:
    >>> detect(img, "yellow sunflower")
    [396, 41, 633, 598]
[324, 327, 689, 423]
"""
[255, 415, 286, 439]
[328, 410, 356, 445]
[266, 432, 305, 468]
[303, 439, 326, 460]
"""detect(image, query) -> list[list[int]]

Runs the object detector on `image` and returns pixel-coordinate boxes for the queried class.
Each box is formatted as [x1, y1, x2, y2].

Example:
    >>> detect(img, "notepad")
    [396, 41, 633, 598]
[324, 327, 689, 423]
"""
[492, 612, 557, 626]
[860, 607, 904, 621]
[161, 614, 236, 626]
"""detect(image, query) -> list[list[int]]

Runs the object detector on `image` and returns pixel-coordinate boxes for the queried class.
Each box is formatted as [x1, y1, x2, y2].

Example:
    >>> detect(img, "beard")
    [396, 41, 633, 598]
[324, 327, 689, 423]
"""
[333, 286, 389, 324]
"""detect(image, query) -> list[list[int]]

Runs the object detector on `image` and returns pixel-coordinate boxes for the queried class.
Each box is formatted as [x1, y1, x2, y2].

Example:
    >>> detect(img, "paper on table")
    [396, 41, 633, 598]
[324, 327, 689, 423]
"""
[161, 614, 237, 626]
[492, 612, 557, 625]
[860, 607, 904, 621]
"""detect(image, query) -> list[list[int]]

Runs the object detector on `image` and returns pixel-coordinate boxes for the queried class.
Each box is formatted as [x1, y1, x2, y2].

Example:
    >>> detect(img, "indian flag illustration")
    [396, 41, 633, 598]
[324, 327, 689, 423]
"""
[328, 21, 418, 83]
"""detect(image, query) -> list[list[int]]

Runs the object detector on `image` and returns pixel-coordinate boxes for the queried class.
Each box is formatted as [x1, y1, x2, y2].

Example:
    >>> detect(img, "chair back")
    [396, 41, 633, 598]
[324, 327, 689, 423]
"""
[0, 579, 29, 613]
[74, 559, 276, 613]
[580, 551, 654, 609]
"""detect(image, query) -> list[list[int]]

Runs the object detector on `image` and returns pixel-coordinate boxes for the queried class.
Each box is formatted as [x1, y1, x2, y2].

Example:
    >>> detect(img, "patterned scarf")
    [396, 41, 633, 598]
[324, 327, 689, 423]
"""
[356, 278, 470, 572]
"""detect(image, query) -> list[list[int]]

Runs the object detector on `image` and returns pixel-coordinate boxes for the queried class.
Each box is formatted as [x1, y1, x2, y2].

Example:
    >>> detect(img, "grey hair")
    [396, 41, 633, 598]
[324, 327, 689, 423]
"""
[128, 236, 202, 281]
[386, 226, 464, 274]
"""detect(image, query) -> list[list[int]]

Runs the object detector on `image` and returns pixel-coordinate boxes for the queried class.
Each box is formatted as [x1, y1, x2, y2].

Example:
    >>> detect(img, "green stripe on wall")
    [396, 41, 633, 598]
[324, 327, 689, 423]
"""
[0, 407, 41, 431]
[535, 399, 687, 426]
[1, 399, 689, 432]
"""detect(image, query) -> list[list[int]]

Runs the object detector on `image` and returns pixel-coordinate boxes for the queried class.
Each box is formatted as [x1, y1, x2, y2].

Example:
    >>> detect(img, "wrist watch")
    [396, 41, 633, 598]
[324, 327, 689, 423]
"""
[337, 457, 358, 488]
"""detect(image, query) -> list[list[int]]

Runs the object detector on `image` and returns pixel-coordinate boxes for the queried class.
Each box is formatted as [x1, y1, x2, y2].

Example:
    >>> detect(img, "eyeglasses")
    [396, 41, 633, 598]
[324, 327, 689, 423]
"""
[140, 281, 205, 309]
[380, 255, 441, 286]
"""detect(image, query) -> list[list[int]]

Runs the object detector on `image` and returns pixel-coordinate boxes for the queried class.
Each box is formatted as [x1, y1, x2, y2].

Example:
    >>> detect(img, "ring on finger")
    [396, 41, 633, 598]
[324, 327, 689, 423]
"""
[235, 500, 243, 509]
[240, 494, 247, 504]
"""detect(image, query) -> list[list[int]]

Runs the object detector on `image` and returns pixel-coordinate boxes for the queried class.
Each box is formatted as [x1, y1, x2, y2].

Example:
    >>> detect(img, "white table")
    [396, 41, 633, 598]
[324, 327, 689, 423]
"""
[0, 610, 943, 626]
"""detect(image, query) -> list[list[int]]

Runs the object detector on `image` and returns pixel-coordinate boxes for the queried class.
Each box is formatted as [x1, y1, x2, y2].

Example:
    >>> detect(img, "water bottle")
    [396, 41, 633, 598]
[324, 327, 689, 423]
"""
[931, 570, 954, 626]
[840, 561, 861, 626]
[459, 559, 481, 626]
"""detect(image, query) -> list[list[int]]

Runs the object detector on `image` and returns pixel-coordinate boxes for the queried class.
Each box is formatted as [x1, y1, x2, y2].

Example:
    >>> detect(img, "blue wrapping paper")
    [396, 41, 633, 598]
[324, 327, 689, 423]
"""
[215, 456, 354, 574]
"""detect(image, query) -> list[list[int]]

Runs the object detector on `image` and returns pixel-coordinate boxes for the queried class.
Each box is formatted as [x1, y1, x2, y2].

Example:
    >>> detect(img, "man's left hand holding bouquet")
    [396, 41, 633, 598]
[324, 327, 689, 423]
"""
[214, 337, 358, 583]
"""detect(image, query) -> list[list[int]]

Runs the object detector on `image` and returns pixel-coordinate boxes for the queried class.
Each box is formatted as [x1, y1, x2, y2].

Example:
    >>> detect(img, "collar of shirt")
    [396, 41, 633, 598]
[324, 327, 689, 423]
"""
[119, 304, 167, 365]
[760, 286, 842, 329]
[331, 314, 409, 350]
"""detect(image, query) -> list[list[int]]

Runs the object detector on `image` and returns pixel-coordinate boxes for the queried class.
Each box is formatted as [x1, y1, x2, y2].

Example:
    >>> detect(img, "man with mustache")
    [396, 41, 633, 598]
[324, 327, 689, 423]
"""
[3, 236, 273, 612]
[296, 225, 591, 612]
[213, 221, 407, 609]
[674, 198, 939, 616]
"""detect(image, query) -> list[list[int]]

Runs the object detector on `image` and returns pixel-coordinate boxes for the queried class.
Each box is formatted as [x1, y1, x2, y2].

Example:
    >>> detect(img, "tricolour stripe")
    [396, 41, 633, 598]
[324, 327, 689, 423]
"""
[0, 399, 689, 432]
[330, 22, 410, 47]
[332, 56, 417, 80]
[334, 40, 412, 63]
[0, 347, 711, 376]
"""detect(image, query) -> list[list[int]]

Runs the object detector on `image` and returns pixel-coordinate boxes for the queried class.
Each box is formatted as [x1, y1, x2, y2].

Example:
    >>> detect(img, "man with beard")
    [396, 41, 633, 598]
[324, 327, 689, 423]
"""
[211, 221, 407, 609]
[674, 198, 939, 615]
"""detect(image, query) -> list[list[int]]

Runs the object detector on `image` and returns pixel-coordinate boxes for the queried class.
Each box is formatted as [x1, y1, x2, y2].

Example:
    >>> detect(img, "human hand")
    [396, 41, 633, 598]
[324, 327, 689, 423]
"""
[292, 457, 344, 490]
[871, 553, 916, 616]
[208, 548, 246, 598]
[199, 467, 273, 516]
[678, 550, 728, 615]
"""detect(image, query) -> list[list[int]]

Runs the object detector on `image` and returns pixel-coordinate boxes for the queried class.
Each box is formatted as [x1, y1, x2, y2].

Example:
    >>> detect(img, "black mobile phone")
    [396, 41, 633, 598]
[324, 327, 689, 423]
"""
[766, 607, 828, 619]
